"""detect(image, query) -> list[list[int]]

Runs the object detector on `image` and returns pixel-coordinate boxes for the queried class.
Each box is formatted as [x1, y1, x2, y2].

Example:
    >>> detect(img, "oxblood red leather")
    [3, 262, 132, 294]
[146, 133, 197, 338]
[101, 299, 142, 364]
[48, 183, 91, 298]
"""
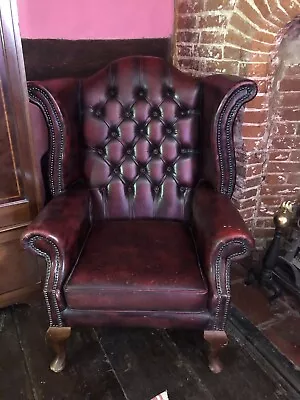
[64, 220, 207, 311]
[22, 56, 257, 332]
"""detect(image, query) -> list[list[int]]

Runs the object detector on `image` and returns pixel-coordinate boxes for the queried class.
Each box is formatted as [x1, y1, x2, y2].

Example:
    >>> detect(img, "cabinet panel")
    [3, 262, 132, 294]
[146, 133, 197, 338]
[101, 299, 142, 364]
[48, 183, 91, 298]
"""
[0, 0, 41, 307]
[0, 228, 40, 295]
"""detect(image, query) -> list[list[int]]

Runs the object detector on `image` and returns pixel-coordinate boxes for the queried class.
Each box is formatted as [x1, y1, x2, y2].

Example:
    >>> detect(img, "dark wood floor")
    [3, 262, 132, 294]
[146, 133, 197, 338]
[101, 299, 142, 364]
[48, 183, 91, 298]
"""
[0, 301, 297, 400]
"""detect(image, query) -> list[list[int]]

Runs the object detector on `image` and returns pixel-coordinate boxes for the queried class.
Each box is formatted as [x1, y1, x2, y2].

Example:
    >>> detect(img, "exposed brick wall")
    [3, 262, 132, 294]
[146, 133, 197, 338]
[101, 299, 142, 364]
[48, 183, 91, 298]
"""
[174, 0, 300, 250]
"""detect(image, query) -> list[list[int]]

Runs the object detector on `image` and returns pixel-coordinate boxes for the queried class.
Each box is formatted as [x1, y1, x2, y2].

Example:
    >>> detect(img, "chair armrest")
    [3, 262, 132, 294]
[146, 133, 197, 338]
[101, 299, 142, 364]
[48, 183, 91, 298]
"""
[192, 186, 254, 329]
[198, 75, 257, 196]
[21, 187, 91, 325]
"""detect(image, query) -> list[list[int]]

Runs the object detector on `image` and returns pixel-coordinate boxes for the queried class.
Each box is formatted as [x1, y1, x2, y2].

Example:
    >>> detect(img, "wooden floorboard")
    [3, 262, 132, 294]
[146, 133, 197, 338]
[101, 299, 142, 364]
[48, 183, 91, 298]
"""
[0, 303, 298, 400]
[96, 327, 214, 400]
[166, 328, 290, 400]
[12, 303, 126, 400]
[0, 307, 34, 400]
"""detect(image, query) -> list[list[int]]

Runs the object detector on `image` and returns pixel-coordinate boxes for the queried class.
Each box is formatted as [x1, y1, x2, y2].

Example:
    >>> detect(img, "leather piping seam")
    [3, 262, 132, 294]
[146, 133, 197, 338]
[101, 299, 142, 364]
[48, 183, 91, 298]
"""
[27, 235, 63, 327]
[213, 239, 248, 330]
[217, 84, 257, 197]
[27, 83, 65, 196]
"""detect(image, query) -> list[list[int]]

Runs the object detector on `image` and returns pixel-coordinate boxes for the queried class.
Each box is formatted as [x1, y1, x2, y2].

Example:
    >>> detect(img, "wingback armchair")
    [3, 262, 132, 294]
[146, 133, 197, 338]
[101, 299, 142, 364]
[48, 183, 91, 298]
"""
[23, 56, 257, 374]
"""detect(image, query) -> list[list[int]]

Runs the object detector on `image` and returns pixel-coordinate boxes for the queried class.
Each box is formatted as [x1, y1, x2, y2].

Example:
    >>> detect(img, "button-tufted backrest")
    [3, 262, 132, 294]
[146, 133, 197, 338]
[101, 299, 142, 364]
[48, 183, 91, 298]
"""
[82, 56, 202, 220]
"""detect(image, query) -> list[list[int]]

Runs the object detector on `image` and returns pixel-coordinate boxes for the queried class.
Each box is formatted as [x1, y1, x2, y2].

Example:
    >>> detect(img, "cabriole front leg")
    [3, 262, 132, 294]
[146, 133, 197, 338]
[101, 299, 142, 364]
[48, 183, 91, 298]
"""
[204, 330, 228, 373]
[46, 327, 71, 372]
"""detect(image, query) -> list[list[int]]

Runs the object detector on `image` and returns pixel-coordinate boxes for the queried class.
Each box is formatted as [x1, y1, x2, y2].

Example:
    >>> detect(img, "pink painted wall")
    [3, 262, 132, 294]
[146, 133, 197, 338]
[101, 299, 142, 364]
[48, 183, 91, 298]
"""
[17, 0, 174, 40]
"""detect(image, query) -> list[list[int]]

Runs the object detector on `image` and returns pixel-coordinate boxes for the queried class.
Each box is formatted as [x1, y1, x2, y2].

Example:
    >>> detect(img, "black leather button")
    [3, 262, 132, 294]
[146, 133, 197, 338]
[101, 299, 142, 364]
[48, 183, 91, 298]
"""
[180, 186, 186, 193]
[137, 123, 147, 135]
[136, 87, 147, 98]
[181, 148, 187, 154]
[140, 167, 146, 174]
[166, 166, 172, 172]
[123, 107, 134, 119]
[163, 86, 175, 98]
[152, 148, 159, 155]
[93, 104, 105, 119]
[113, 168, 119, 174]
[127, 185, 133, 193]
[164, 124, 174, 135]
[126, 148, 133, 155]
[177, 106, 190, 118]
[107, 86, 118, 98]
[154, 186, 160, 193]
[98, 148, 104, 155]
[150, 107, 161, 119]
[110, 126, 119, 138]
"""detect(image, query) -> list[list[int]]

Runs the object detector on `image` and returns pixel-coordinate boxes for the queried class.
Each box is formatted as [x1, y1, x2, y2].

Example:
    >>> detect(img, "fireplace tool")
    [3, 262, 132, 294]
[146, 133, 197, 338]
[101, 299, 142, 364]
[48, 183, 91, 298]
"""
[246, 200, 296, 301]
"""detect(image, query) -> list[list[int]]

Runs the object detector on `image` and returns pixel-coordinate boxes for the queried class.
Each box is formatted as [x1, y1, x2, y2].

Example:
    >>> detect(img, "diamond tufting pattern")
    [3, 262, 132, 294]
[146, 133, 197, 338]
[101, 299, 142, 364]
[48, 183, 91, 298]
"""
[82, 57, 201, 220]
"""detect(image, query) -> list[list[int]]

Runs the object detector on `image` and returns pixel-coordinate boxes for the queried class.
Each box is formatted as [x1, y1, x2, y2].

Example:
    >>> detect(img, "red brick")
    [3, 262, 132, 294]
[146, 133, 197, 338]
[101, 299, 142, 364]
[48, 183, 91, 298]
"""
[247, 95, 268, 109]
[177, 15, 197, 30]
[274, 122, 298, 136]
[240, 62, 269, 78]
[268, 151, 290, 161]
[177, 31, 200, 44]
[260, 195, 285, 206]
[261, 184, 300, 196]
[245, 151, 266, 164]
[240, 207, 256, 220]
[200, 31, 225, 44]
[195, 45, 222, 59]
[225, 29, 272, 53]
[267, 162, 300, 173]
[243, 138, 264, 152]
[197, 14, 228, 29]
[178, 1, 204, 14]
[285, 65, 300, 76]
[279, 78, 300, 92]
[243, 110, 268, 124]
[204, 59, 239, 75]
[243, 0, 280, 33]
[244, 175, 263, 188]
[240, 49, 271, 63]
[272, 136, 300, 150]
[230, 13, 258, 37]
[177, 45, 193, 57]
[242, 124, 265, 138]
[287, 173, 300, 185]
[238, 197, 257, 209]
[290, 151, 300, 162]
[266, 0, 291, 24]
[257, 205, 278, 217]
[177, 58, 200, 72]
[223, 46, 241, 60]
[279, 93, 300, 107]
[264, 173, 287, 184]
[239, 187, 259, 199]
[277, 107, 300, 122]
[283, 1, 300, 20]
[204, 0, 233, 11]
[255, 79, 269, 93]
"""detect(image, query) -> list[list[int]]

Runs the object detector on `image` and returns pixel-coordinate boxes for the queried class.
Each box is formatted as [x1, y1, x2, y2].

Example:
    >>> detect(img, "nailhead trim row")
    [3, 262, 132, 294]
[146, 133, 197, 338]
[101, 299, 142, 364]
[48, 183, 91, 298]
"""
[213, 239, 248, 330]
[28, 235, 63, 327]
[217, 84, 257, 197]
[28, 83, 65, 197]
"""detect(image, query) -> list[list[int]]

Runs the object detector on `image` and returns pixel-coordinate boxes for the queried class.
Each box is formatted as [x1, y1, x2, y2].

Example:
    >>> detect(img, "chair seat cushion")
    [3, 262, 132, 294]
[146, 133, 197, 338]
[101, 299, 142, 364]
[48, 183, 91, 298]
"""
[64, 220, 208, 311]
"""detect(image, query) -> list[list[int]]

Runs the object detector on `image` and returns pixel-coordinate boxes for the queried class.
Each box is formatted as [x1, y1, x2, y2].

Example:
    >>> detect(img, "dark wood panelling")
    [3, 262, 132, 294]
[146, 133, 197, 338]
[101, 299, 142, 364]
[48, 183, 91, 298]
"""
[22, 38, 171, 80]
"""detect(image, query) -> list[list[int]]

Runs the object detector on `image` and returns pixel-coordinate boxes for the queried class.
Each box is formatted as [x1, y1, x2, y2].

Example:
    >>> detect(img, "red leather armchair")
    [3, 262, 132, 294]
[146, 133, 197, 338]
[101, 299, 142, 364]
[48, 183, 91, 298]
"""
[23, 56, 257, 374]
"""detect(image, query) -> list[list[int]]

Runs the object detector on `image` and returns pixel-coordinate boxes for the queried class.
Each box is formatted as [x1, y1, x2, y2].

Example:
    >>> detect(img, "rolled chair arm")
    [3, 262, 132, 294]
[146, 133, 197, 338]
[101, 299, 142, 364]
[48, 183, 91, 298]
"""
[21, 187, 92, 326]
[192, 186, 254, 329]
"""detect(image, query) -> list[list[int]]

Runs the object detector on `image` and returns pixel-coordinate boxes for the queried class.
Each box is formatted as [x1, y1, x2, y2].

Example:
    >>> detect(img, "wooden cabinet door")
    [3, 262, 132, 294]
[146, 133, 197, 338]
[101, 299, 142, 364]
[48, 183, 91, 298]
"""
[0, 0, 41, 307]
